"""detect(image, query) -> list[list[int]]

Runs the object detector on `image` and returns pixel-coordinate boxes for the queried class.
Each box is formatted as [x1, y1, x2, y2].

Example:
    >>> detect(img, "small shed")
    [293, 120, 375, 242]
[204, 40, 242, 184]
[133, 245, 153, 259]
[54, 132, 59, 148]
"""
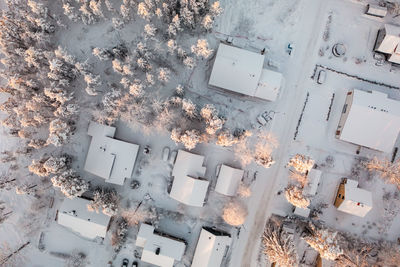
[136, 223, 186, 267]
[303, 169, 322, 196]
[191, 228, 232, 267]
[366, 4, 387, 18]
[293, 207, 310, 218]
[215, 165, 244, 196]
[57, 197, 111, 239]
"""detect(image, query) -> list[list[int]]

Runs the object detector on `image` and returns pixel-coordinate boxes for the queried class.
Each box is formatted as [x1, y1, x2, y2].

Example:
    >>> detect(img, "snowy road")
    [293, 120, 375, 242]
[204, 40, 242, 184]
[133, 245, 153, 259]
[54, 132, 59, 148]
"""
[231, 0, 329, 265]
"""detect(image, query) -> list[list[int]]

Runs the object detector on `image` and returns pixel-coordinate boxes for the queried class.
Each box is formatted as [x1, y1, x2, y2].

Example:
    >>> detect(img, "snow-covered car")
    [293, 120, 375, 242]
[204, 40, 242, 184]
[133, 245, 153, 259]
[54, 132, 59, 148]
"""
[317, 70, 326, 84]
[121, 259, 129, 267]
[162, 147, 170, 161]
[257, 114, 267, 126]
[169, 150, 177, 165]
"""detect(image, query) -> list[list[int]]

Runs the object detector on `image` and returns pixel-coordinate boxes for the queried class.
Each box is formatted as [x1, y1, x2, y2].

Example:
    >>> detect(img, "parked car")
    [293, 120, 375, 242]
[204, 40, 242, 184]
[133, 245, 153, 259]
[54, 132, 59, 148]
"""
[132, 261, 138, 267]
[257, 114, 267, 126]
[121, 259, 129, 267]
[169, 150, 177, 165]
[317, 70, 326, 84]
[162, 147, 170, 161]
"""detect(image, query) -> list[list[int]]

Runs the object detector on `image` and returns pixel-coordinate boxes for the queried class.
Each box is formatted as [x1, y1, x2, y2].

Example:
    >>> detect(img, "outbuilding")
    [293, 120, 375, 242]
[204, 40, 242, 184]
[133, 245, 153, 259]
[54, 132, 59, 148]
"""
[336, 89, 400, 153]
[215, 165, 244, 196]
[366, 4, 387, 18]
[375, 24, 400, 64]
[57, 197, 111, 239]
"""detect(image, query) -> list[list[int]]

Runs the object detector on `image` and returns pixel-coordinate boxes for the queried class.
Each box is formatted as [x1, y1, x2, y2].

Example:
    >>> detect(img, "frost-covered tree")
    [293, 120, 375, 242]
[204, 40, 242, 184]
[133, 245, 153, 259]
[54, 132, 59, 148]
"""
[262, 221, 298, 267]
[365, 157, 400, 189]
[29, 155, 70, 177]
[87, 188, 119, 216]
[287, 154, 314, 174]
[110, 217, 128, 252]
[171, 128, 201, 150]
[285, 185, 310, 209]
[222, 200, 248, 226]
[158, 68, 170, 83]
[47, 119, 72, 147]
[51, 170, 89, 198]
[181, 98, 197, 119]
[121, 203, 158, 226]
[92, 47, 113, 61]
[144, 23, 157, 39]
[191, 39, 213, 59]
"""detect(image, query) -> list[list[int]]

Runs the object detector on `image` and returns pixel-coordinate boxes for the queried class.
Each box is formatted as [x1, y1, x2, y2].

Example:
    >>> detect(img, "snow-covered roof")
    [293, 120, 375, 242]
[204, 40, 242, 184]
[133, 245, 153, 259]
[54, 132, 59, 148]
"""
[209, 43, 264, 98]
[215, 165, 244, 196]
[376, 24, 400, 54]
[293, 207, 310, 218]
[303, 169, 322, 196]
[254, 69, 283, 101]
[57, 197, 111, 239]
[339, 89, 400, 153]
[136, 223, 186, 267]
[84, 121, 139, 185]
[366, 4, 387, 17]
[191, 228, 232, 267]
[169, 150, 209, 207]
[337, 179, 372, 217]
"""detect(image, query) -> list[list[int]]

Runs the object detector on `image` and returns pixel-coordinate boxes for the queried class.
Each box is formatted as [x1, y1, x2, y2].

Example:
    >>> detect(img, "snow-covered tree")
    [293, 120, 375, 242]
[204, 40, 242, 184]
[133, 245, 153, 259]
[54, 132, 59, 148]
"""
[92, 47, 113, 61]
[365, 157, 400, 189]
[171, 128, 201, 150]
[158, 68, 170, 83]
[191, 39, 213, 59]
[47, 119, 72, 146]
[287, 154, 314, 174]
[144, 23, 157, 39]
[262, 221, 298, 267]
[222, 200, 248, 226]
[121, 203, 158, 226]
[110, 217, 128, 252]
[181, 98, 197, 119]
[87, 188, 119, 216]
[29, 155, 70, 177]
[284, 185, 310, 209]
[51, 170, 89, 198]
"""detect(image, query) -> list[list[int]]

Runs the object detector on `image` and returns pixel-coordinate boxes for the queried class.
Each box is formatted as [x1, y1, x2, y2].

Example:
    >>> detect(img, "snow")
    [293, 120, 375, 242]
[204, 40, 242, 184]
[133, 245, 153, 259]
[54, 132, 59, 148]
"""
[255, 69, 283, 102]
[169, 150, 209, 207]
[293, 206, 311, 218]
[136, 223, 186, 267]
[191, 228, 232, 267]
[337, 89, 400, 153]
[304, 169, 322, 196]
[366, 4, 387, 18]
[215, 164, 244, 196]
[84, 121, 139, 185]
[336, 179, 373, 218]
[57, 197, 111, 239]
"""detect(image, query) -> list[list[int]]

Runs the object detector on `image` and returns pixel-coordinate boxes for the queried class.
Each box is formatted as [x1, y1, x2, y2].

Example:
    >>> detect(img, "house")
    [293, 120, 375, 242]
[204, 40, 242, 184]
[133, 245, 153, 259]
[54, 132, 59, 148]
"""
[215, 165, 244, 196]
[336, 89, 400, 153]
[191, 228, 232, 267]
[366, 4, 387, 18]
[334, 178, 373, 217]
[375, 24, 400, 64]
[57, 197, 111, 239]
[169, 150, 209, 207]
[136, 223, 186, 267]
[209, 43, 283, 101]
[84, 121, 139, 185]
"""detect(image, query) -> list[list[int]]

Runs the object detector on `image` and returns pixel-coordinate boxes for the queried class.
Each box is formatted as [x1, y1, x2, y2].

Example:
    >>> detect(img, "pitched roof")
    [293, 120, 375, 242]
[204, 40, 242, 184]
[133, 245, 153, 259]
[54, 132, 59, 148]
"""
[376, 24, 400, 54]
[84, 121, 139, 185]
[337, 179, 372, 217]
[303, 169, 322, 196]
[191, 228, 232, 267]
[136, 224, 186, 267]
[339, 89, 400, 153]
[215, 165, 244, 196]
[57, 197, 111, 239]
[169, 150, 209, 207]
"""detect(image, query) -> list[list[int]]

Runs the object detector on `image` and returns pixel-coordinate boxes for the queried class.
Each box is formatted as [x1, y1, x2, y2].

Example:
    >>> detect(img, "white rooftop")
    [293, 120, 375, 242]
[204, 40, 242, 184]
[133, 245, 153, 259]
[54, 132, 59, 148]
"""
[191, 228, 232, 267]
[293, 207, 310, 218]
[169, 150, 209, 207]
[84, 121, 139, 185]
[136, 223, 186, 267]
[303, 169, 322, 196]
[376, 24, 400, 54]
[215, 165, 244, 196]
[366, 4, 387, 17]
[339, 89, 400, 153]
[337, 179, 373, 217]
[254, 69, 283, 101]
[57, 197, 111, 239]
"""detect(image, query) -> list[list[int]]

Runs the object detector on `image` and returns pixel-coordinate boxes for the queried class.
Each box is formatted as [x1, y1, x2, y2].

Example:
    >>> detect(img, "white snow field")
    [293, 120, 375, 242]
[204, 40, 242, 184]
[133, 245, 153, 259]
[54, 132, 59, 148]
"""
[1, 0, 400, 266]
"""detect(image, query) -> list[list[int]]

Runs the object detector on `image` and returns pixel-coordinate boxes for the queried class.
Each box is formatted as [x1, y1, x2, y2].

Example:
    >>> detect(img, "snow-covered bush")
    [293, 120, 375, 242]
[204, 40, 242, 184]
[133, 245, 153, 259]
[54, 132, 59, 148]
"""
[284, 185, 310, 209]
[51, 170, 89, 198]
[262, 221, 298, 267]
[222, 200, 248, 226]
[87, 188, 119, 216]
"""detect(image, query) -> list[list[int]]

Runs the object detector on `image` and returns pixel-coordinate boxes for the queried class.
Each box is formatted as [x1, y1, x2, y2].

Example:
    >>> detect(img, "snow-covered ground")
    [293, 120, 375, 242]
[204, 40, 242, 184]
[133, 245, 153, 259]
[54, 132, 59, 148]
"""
[2, 0, 400, 266]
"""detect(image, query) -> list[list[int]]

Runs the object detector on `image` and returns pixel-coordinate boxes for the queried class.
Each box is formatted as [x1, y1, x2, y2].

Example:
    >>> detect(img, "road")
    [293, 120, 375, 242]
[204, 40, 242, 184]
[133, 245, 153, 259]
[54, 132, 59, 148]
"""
[237, 0, 329, 266]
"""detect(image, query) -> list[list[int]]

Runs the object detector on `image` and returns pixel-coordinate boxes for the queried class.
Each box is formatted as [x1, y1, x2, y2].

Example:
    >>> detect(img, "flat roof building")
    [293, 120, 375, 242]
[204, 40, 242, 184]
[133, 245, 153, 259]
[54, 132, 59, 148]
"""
[191, 228, 232, 267]
[336, 89, 400, 153]
[209, 43, 282, 101]
[334, 178, 372, 217]
[84, 121, 139, 185]
[136, 223, 186, 267]
[57, 197, 111, 239]
[169, 150, 209, 207]
[215, 165, 244, 196]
